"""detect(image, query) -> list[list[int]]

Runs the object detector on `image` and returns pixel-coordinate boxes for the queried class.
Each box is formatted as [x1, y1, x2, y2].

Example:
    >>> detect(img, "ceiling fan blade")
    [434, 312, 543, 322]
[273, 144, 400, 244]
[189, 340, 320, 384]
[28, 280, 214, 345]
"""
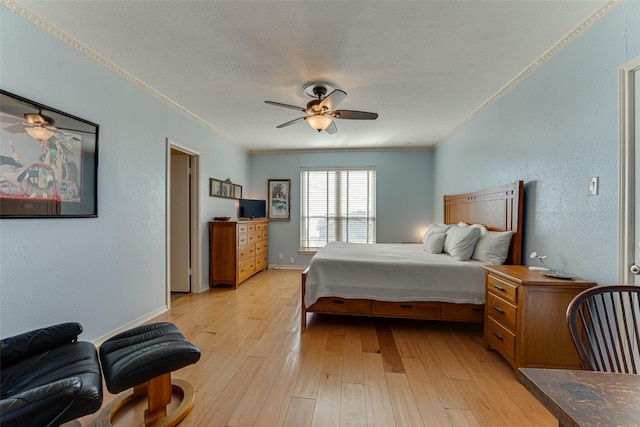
[3, 124, 26, 133]
[319, 89, 347, 112]
[324, 121, 338, 134]
[265, 101, 306, 112]
[276, 117, 306, 128]
[331, 110, 378, 120]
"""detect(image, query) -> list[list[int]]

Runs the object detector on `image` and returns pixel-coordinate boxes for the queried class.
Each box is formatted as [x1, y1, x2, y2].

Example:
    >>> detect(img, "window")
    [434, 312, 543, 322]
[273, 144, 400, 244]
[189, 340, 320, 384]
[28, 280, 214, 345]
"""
[300, 167, 376, 250]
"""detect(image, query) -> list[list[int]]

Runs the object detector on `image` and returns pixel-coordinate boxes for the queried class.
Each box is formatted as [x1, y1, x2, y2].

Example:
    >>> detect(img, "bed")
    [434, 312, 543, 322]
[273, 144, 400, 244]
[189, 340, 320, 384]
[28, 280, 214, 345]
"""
[301, 181, 524, 328]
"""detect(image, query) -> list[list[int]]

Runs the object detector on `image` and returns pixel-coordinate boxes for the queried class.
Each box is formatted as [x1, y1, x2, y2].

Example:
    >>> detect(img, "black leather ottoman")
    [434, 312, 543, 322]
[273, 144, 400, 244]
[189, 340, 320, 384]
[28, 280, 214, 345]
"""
[97, 322, 200, 427]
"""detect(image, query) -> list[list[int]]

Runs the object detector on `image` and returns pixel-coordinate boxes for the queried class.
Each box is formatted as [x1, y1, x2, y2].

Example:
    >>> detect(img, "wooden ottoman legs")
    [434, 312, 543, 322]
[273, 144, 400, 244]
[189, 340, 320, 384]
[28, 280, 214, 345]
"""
[97, 373, 195, 427]
[96, 323, 201, 427]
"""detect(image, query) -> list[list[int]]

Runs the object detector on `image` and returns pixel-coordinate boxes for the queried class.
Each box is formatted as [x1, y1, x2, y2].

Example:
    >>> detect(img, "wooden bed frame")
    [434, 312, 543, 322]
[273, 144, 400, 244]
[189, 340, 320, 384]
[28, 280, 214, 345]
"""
[301, 180, 524, 328]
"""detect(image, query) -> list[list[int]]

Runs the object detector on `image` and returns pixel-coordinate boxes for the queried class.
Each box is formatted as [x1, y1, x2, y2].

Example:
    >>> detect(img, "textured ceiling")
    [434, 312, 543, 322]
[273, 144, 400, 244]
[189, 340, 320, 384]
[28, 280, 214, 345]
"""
[13, 0, 610, 152]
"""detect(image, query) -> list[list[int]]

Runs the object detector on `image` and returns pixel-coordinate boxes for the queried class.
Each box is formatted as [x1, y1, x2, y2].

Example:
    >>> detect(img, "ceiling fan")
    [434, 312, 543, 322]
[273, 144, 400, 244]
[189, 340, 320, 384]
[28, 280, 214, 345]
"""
[265, 82, 378, 134]
[1, 109, 95, 144]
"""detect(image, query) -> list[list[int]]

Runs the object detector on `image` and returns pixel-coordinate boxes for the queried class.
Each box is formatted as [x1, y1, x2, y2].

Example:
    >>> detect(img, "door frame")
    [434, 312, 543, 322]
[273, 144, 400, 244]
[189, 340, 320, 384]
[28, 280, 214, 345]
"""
[619, 56, 640, 284]
[166, 138, 202, 306]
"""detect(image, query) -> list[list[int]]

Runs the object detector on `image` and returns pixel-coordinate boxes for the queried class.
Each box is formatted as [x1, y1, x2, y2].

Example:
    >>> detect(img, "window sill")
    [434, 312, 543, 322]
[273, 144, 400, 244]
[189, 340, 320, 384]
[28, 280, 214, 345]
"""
[298, 249, 319, 255]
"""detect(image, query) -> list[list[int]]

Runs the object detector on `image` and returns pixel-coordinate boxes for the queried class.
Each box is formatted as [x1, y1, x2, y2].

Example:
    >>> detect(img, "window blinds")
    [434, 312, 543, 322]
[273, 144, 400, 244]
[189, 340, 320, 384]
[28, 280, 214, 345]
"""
[300, 167, 376, 250]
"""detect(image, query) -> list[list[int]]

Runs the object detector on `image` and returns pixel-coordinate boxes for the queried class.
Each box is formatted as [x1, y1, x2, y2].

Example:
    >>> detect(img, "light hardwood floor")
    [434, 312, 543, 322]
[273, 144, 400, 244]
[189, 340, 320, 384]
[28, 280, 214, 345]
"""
[80, 269, 556, 427]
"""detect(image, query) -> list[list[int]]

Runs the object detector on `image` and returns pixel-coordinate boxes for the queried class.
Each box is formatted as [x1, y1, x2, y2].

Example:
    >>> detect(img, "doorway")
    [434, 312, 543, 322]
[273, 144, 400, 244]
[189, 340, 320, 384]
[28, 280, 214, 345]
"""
[166, 139, 201, 305]
[619, 55, 640, 284]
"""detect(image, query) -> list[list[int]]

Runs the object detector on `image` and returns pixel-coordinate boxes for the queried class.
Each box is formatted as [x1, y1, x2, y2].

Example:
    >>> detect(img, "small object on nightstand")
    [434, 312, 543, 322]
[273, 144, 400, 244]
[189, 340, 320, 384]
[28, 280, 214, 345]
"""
[214, 216, 231, 221]
[529, 251, 550, 271]
[540, 270, 576, 279]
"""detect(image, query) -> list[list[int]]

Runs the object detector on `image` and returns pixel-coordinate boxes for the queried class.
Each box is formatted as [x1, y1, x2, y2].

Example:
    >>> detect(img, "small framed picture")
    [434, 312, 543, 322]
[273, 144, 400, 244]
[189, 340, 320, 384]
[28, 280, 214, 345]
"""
[233, 184, 242, 199]
[210, 179, 222, 197]
[267, 179, 291, 220]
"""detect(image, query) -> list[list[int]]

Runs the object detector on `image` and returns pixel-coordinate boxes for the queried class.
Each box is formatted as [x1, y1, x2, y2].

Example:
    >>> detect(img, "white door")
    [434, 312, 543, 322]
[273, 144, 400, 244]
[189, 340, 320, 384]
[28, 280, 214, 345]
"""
[635, 67, 640, 285]
[170, 153, 191, 292]
[622, 56, 640, 284]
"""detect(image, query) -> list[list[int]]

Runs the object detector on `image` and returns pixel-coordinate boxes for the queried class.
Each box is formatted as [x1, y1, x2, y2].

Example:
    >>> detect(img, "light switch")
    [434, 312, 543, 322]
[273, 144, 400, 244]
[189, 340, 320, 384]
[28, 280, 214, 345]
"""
[588, 177, 599, 196]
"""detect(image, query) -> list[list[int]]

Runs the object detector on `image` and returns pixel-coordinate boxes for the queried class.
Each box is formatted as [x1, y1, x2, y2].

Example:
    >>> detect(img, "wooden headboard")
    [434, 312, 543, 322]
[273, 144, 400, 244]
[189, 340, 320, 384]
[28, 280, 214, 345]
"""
[444, 181, 524, 265]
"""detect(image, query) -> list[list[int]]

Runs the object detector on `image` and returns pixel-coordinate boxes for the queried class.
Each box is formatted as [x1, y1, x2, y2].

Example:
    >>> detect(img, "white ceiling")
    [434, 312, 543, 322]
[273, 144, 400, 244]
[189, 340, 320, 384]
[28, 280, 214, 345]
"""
[14, 0, 609, 152]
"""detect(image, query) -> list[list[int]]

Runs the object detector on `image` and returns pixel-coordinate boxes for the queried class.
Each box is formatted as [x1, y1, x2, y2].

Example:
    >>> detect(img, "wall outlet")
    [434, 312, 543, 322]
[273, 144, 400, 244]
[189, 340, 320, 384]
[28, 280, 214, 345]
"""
[278, 253, 284, 262]
[290, 257, 295, 264]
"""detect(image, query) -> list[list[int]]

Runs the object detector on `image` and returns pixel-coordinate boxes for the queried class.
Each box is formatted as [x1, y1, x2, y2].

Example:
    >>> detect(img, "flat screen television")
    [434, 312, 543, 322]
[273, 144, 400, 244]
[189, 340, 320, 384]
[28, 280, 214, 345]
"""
[238, 198, 266, 219]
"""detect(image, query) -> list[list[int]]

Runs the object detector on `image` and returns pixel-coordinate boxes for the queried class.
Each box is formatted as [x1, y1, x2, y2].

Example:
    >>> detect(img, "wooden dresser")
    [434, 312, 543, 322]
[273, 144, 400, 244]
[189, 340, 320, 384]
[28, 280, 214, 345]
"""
[209, 219, 269, 288]
[482, 265, 595, 375]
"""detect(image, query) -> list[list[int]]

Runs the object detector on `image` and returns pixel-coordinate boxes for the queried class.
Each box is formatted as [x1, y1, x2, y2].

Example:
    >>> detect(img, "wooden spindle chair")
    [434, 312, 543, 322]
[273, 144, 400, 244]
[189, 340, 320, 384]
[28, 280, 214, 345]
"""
[566, 285, 640, 373]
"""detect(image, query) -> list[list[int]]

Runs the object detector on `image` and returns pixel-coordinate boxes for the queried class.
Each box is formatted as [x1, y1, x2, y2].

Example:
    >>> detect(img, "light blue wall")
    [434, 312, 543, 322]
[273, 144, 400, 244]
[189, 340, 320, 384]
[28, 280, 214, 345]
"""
[2, 1, 638, 340]
[433, 1, 640, 286]
[250, 150, 434, 267]
[0, 9, 249, 340]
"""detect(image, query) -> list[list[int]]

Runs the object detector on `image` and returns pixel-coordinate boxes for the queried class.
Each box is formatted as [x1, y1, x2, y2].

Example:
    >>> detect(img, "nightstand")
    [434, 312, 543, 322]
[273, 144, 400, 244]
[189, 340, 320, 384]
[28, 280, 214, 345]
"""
[482, 265, 595, 375]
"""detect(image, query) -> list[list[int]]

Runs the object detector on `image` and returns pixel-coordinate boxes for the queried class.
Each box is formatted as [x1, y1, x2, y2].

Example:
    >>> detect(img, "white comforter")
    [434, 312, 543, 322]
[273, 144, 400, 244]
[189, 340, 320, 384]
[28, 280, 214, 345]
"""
[304, 242, 488, 308]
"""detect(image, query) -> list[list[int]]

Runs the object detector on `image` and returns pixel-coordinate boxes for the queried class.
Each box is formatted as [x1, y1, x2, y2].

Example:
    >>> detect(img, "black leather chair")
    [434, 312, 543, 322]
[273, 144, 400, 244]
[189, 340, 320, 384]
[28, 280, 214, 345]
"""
[0, 322, 103, 426]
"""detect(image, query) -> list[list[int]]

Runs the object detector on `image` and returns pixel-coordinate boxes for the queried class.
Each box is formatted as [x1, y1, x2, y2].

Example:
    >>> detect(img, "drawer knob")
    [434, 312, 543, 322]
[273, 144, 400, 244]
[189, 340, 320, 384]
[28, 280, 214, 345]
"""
[493, 331, 504, 340]
[493, 306, 505, 314]
[332, 300, 344, 305]
[494, 285, 505, 291]
[400, 304, 413, 309]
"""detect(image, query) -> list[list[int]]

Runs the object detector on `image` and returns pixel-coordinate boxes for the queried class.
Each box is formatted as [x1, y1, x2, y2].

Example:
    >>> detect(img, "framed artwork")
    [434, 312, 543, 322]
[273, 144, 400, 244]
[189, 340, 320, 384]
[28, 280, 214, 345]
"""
[210, 178, 241, 199]
[0, 90, 99, 218]
[210, 179, 222, 197]
[232, 184, 242, 199]
[267, 178, 290, 220]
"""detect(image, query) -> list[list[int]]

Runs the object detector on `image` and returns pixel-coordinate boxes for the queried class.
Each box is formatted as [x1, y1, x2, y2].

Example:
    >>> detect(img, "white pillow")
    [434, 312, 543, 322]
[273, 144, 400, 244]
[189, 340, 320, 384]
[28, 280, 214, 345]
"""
[422, 232, 446, 253]
[443, 226, 481, 261]
[472, 230, 514, 264]
[421, 224, 452, 245]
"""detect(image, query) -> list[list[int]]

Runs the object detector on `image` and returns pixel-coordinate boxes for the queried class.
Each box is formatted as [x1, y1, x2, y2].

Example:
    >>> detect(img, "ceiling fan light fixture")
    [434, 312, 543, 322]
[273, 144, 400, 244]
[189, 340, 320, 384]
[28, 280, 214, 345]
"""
[306, 115, 332, 132]
[24, 113, 53, 125]
[25, 126, 54, 141]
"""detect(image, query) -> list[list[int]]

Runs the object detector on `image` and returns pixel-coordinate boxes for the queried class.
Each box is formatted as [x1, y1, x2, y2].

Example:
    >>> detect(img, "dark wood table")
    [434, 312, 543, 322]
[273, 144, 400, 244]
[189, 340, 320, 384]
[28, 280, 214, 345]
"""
[518, 368, 640, 427]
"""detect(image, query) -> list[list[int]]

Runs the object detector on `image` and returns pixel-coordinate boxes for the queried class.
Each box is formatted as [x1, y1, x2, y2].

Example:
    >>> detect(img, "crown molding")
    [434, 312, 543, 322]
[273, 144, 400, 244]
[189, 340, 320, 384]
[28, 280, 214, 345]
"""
[2, 0, 622, 153]
[1, 0, 243, 150]
[435, 0, 623, 148]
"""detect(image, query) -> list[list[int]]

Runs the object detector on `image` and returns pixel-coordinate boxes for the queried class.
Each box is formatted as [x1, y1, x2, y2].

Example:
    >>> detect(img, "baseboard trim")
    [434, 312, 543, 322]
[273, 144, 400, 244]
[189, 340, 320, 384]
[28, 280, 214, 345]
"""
[268, 264, 307, 270]
[91, 306, 168, 347]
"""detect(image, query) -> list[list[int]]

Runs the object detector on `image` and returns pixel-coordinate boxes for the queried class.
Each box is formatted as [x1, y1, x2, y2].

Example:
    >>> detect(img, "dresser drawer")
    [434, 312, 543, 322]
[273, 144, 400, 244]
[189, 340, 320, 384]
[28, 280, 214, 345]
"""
[255, 241, 268, 255]
[485, 316, 516, 360]
[487, 275, 518, 303]
[237, 244, 255, 262]
[237, 258, 256, 282]
[255, 254, 268, 271]
[248, 232, 257, 245]
[247, 224, 256, 232]
[486, 292, 517, 331]
[255, 222, 265, 231]
[237, 224, 248, 233]
[237, 233, 248, 246]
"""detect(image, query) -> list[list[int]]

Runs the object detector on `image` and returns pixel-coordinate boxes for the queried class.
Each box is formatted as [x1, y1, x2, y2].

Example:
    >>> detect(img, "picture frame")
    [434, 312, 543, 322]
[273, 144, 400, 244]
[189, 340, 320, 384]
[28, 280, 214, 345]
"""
[267, 178, 291, 220]
[209, 178, 241, 199]
[210, 179, 222, 197]
[232, 184, 242, 199]
[0, 90, 99, 218]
